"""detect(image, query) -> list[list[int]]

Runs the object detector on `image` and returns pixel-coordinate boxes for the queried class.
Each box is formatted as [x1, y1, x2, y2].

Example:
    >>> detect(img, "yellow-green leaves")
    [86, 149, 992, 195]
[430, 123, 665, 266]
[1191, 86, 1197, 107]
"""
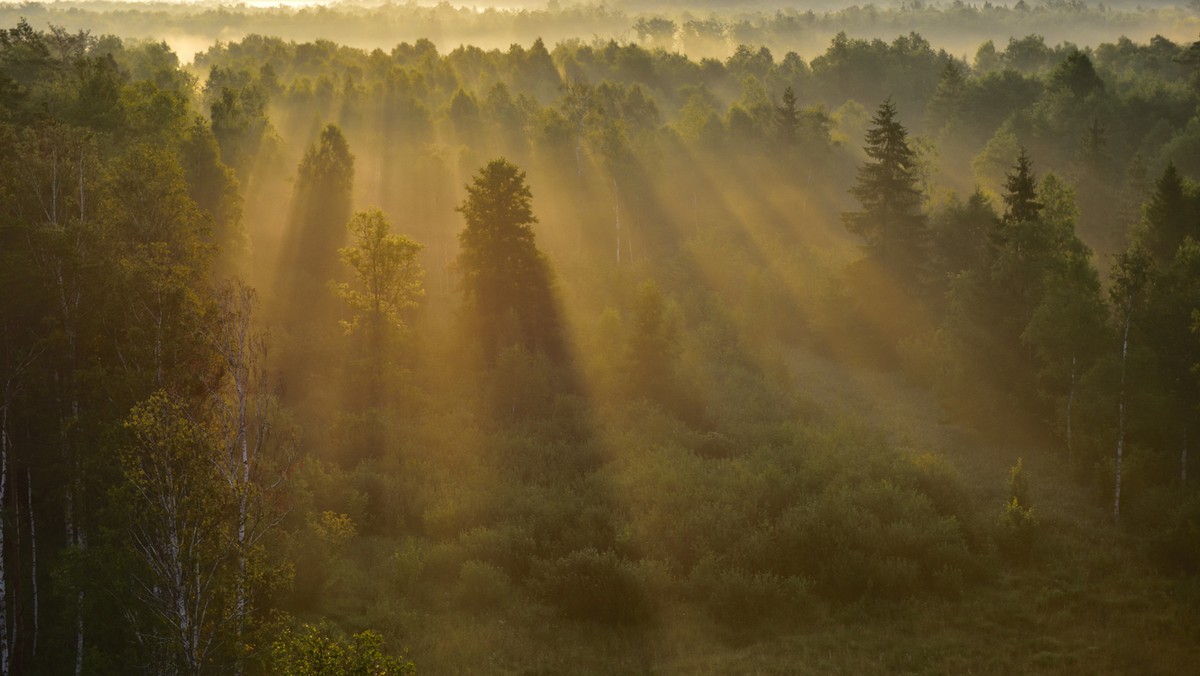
[333, 208, 424, 335]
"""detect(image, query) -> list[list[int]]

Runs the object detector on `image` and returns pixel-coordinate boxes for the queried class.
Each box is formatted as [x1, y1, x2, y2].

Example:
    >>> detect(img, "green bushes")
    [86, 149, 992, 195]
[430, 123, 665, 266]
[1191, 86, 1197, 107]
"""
[688, 556, 812, 628]
[997, 459, 1039, 561]
[456, 560, 514, 610]
[531, 548, 655, 624]
[271, 622, 415, 675]
[1144, 489, 1200, 575]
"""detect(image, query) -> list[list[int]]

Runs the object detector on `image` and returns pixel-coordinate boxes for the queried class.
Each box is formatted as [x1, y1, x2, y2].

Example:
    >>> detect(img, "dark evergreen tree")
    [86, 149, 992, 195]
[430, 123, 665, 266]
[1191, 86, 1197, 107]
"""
[926, 58, 965, 130]
[1143, 240, 1200, 483]
[1048, 50, 1104, 98]
[456, 158, 563, 362]
[1001, 147, 1042, 228]
[929, 189, 998, 285]
[278, 123, 355, 324]
[1142, 163, 1198, 265]
[774, 85, 800, 147]
[843, 98, 929, 286]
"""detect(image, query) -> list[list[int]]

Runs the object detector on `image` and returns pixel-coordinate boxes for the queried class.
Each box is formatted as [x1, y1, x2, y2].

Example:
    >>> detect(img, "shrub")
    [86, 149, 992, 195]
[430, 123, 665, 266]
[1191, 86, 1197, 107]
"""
[455, 560, 513, 610]
[531, 548, 653, 624]
[688, 555, 811, 628]
[271, 622, 415, 675]
[1145, 489, 1200, 575]
[997, 459, 1037, 561]
[998, 496, 1038, 561]
[392, 539, 426, 596]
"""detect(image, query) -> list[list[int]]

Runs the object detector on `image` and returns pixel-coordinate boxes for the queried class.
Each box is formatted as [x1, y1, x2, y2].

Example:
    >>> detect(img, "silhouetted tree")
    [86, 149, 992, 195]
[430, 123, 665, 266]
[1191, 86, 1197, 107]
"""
[1142, 164, 1198, 265]
[456, 158, 563, 362]
[1001, 148, 1042, 230]
[844, 98, 929, 287]
[280, 124, 355, 322]
[625, 280, 680, 404]
[774, 85, 800, 147]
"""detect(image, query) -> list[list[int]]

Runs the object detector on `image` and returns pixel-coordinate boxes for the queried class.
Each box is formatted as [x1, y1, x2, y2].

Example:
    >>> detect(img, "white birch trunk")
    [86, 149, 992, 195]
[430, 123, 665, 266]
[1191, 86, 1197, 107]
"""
[26, 469, 36, 658]
[1182, 428, 1188, 485]
[1114, 290, 1132, 523]
[1, 403, 10, 676]
[1067, 352, 1076, 469]
[613, 177, 621, 264]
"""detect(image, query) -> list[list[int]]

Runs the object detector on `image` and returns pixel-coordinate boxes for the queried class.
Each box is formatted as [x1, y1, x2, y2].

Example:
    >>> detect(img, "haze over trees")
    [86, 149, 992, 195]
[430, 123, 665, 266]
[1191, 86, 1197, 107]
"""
[2, 2, 1200, 673]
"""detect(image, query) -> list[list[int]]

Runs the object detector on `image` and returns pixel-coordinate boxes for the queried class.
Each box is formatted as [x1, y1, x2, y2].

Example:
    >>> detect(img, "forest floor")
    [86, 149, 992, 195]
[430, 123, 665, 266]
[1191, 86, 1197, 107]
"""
[402, 347, 1200, 675]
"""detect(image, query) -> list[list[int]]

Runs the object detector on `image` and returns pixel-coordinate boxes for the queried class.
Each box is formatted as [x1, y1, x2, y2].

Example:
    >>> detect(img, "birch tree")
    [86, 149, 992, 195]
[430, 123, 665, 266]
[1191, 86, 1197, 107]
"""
[122, 391, 234, 674]
[205, 281, 296, 672]
[1110, 244, 1152, 523]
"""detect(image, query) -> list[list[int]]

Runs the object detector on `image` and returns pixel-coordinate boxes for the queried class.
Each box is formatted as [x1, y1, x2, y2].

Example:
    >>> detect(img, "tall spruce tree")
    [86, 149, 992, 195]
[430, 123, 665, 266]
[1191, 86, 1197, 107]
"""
[456, 158, 563, 362]
[1002, 147, 1042, 229]
[774, 85, 800, 147]
[1143, 163, 1198, 265]
[844, 98, 929, 287]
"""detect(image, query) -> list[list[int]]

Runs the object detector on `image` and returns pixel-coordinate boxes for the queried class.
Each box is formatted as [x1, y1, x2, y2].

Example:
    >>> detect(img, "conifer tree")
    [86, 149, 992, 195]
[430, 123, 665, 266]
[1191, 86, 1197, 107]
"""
[1143, 163, 1198, 265]
[926, 59, 964, 130]
[774, 85, 800, 147]
[1002, 147, 1042, 227]
[843, 98, 929, 286]
[456, 158, 562, 362]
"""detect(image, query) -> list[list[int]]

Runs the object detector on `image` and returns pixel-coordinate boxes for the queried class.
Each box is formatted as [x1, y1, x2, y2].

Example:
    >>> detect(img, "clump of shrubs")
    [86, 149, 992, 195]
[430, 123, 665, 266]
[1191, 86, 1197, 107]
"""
[530, 548, 654, 624]
[997, 458, 1038, 560]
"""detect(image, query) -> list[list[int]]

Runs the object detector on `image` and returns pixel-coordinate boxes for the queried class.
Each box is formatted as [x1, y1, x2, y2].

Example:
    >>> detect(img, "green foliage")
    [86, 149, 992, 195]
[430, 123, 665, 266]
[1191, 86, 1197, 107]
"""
[1010, 457, 1030, 506]
[334, 208, 425, 334]
[271, 623, 415, 676]
[7, 11, 1200, 673]
[843, 98, 930, 287]
[1146, 489, 1200, 575]
[688, 555, 811, 629]
[456, 158, 563, 362]
[455, 560, 514, 610]
[1001, 147, 1042, 226]
[1141, 163, 1200, 265]
[998, 459, 1038, 561]
[998, 497, 1039, 561]
[625, 279, 681, 404]
[531, 548, 653, 624]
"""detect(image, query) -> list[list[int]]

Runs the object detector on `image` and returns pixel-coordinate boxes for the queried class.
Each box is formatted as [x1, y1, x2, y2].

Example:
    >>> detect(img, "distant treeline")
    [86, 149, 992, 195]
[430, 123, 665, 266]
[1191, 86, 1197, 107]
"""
[1, 1, 1197, 59]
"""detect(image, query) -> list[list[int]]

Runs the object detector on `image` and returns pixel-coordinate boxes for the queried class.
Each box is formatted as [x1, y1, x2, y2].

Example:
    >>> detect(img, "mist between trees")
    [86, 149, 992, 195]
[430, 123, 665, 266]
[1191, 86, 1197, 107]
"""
[2, 5, 1200, 673]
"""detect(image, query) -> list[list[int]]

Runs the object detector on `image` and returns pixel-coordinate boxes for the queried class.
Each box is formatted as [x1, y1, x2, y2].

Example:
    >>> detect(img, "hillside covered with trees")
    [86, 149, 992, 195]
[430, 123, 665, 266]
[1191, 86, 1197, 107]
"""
[2, 1, 1200, 673]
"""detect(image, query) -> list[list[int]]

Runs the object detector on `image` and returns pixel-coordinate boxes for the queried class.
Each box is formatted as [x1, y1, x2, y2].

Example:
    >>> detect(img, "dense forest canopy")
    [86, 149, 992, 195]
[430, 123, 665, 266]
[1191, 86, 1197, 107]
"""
[2, 1, 1200, 673]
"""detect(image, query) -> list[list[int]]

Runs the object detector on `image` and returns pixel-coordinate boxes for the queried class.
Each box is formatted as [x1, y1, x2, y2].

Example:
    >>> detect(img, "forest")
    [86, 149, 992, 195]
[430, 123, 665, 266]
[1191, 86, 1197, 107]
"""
[1, 0, 1200, 673]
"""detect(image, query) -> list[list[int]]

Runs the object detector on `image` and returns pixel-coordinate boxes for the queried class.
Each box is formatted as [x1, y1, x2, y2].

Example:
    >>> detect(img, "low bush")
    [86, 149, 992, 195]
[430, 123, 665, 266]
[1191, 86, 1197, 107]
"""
[688, 555, 811, 628]
[456, 560, 514, 610]
[531, 548, 654, 624]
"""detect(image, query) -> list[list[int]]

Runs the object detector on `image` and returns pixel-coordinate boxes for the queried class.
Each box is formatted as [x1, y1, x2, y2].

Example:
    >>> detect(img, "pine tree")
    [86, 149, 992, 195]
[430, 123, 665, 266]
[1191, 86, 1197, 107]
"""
[843, 98, 929, 286]
[1143, 163, 1198, 265]
[456, 158, 563, 362]
[1002, 147, 1042, 227]
[279, 124, 355, 323]
[926, 59, 965, 130]
[774, 85, 800, 147]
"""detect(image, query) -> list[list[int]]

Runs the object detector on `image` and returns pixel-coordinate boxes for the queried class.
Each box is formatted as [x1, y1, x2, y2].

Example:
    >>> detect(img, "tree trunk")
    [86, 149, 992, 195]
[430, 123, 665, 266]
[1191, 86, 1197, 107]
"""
[25, 468, 36, 659]
[1, 403, 10, 676]
[1182, 427, 1188, 485]
[1067, 352, 1076, 470]
[613, 177, 621, 264]
[1114, 291, 1132, 524]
